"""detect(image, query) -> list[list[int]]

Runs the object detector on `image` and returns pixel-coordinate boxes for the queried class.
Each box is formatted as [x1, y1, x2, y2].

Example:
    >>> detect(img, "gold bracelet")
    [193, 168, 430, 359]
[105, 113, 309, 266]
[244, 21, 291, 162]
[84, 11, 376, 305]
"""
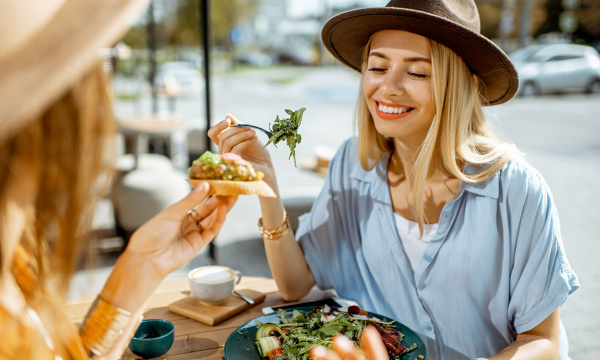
[258, 212, 290, 240]
[79, 296, 132, 357]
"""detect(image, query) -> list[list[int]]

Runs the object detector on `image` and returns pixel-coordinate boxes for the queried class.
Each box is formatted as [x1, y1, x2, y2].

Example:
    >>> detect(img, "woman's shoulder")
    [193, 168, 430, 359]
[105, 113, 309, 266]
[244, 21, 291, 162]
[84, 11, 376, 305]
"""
[328, 137, 359, 172]
[329, 137, 386, 181]
[500, 158, 547, 187]
[333, 137, 359, 159]
[498, 158, 553, 202]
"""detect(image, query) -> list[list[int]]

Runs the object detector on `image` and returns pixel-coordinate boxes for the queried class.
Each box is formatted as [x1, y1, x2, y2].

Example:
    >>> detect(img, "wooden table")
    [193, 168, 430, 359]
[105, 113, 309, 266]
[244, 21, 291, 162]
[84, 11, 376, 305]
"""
[66, 277, 334, 359]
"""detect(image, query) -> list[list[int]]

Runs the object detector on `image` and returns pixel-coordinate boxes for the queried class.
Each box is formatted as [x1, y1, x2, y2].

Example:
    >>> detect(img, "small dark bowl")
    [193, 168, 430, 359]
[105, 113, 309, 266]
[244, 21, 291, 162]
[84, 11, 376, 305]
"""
[129, 319, 175, 359]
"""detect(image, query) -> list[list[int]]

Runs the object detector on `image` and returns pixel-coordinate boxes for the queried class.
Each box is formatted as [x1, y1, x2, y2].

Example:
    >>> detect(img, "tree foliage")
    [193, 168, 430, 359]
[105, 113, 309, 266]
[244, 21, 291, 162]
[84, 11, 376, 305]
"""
[120, 0, 599, 50]
[534, 0, 600, 42]
[165, 0, 262, 47]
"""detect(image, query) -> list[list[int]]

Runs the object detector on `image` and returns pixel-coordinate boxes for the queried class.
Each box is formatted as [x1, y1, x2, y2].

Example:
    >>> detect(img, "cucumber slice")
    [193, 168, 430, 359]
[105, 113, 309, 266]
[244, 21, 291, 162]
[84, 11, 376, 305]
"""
[255, 336, 281, 357]
[256, 323, 286, 339]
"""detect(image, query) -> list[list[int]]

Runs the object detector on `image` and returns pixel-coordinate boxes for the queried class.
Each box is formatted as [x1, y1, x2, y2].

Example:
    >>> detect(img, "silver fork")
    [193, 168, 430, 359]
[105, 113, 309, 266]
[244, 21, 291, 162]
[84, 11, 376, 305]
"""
[232, 124, 273, 138]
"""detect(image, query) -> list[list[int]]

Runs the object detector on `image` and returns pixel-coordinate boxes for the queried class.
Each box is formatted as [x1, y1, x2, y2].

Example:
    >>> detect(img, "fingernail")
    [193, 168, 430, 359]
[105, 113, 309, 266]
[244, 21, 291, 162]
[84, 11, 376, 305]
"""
[336, 335, 353, 350]
[312, 345, 327, 356]
[193, 182, 208, 193]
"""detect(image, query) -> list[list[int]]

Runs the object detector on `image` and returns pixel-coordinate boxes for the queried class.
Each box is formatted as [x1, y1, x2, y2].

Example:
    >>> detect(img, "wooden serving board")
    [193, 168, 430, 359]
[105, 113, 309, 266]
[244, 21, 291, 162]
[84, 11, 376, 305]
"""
[167, 289, 266, 326]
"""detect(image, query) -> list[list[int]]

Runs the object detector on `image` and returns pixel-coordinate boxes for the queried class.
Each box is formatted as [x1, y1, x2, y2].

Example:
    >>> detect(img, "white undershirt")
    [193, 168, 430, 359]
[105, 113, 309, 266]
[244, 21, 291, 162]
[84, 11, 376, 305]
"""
[394, 213, 439, 271]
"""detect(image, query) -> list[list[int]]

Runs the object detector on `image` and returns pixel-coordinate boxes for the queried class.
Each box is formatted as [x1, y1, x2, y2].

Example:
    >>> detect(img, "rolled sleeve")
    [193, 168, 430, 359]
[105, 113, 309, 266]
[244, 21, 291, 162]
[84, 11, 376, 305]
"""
[296, 140, 352, 291]
[506, 163, 579, 333]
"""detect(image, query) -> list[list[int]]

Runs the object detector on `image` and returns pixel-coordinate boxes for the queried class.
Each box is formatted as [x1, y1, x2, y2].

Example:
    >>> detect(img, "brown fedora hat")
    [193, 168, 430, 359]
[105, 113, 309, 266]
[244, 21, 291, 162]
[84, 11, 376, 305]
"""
[0, 0, 149, 142]
[321, 0, 519, 105]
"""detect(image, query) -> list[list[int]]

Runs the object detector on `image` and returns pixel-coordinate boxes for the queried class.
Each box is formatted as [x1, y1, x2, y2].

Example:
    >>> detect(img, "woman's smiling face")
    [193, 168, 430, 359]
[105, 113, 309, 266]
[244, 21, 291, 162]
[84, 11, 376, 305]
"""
[362, 30, 434, 145]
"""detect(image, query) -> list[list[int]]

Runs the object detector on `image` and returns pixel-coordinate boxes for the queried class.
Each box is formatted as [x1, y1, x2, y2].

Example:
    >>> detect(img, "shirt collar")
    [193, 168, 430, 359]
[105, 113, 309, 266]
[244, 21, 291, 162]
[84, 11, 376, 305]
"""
[350, 154, 500, 200]
[350, 152, 391, 202]
[460, 163, 500, 199]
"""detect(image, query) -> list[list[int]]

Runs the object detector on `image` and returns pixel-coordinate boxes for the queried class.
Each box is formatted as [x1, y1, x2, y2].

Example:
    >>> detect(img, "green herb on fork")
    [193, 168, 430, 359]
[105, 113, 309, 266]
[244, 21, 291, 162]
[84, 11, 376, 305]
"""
[264, 107, 305, 167]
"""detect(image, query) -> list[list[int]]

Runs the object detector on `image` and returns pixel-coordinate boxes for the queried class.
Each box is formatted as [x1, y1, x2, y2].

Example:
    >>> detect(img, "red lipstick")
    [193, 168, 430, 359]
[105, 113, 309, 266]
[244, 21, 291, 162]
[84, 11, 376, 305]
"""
[374, 101, 413, 120]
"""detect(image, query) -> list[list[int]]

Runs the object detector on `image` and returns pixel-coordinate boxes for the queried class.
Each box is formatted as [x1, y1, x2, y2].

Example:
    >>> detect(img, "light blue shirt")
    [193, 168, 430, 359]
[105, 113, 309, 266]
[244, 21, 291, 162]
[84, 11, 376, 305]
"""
[296, 138, 579, 360]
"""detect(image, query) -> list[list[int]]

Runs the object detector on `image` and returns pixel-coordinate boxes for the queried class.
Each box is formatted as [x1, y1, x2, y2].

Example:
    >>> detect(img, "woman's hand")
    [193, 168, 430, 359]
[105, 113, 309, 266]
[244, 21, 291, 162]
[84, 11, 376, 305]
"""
[126, 182, 237, 277]
[100, 182, 237, 311]
[207, 114, 278, 191]
[310, 326, 390, 360]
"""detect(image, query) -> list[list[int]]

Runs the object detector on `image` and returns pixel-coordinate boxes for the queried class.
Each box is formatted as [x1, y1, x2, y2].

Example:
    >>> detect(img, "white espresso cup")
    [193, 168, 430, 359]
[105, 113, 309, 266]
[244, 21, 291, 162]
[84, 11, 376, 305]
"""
[187, 265, 242, 305]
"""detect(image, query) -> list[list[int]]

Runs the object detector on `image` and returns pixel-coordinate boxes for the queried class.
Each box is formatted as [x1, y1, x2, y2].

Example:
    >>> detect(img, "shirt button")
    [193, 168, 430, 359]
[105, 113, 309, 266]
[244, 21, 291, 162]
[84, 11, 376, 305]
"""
[424, 254, 432, 262]
[442, 212, 450, 218]
[425, 324, 434, 332]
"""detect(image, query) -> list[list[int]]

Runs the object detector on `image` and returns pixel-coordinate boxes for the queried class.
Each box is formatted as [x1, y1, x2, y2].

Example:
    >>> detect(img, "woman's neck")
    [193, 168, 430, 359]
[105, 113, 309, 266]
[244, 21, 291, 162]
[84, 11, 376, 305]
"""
[387, 138, 460, 223]
[388, 137, 425, 181]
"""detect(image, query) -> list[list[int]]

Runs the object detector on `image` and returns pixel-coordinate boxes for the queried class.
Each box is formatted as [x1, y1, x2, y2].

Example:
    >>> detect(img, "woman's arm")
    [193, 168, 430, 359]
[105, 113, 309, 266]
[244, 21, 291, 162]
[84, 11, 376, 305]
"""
[99, 183, 236, 311]
[208, 115, 315, 301]
[81, 183, 237, 359]
[485, 308, 560, 360]
[258, 195, 315, 301]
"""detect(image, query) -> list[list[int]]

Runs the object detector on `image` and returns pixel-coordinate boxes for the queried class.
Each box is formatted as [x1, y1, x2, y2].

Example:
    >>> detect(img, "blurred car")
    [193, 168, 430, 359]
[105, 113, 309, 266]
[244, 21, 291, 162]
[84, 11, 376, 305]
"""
[155, 61, 203, 97]
[235, 51, 275, 67]
[510, 43, 600, 96]
[276, 47, 318, 66]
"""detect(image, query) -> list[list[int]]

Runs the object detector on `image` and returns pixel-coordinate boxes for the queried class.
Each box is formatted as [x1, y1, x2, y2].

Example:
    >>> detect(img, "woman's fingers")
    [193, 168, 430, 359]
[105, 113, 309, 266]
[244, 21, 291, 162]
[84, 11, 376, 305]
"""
[224, 113, 241, 125]
[311, 345, 342, 360]
[208, 116, 257, 155]
[166, 182, 236, 237]
[195, 195, 237, 230]
[165, 182, 211, 221]
[197, 196, 236, 237]
[207, 113, 242, 146]
[207, 118, 231, 144]
[360, 326, 389, 360]
[309, 328, 389, 360]
[331, 335, 368, 360]
[219, 127, 257, 154]
[182, 194, 237, 252]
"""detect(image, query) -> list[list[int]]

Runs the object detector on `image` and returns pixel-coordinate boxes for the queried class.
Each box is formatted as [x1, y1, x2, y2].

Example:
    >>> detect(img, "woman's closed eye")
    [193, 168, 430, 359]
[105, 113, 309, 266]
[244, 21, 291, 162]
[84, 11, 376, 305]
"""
[368, 67, 387, 73]
[408, 72, 429, 79]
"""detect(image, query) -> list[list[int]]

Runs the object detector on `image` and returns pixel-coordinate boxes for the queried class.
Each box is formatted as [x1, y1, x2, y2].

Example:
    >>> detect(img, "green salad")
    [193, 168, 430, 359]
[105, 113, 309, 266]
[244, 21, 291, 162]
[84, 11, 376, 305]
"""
[254, 305, 422, 360]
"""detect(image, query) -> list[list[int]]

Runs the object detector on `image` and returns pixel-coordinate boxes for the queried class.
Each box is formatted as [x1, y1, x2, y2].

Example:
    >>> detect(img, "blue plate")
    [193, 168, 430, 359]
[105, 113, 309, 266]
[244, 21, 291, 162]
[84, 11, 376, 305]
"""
[224, 306, 427, 359]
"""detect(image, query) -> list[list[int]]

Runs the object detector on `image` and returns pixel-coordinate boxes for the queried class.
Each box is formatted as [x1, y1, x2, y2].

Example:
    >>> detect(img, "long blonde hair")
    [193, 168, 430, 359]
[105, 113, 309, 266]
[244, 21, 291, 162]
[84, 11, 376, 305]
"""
[356, 37, 520, 231]
[0, 62, 115, 358]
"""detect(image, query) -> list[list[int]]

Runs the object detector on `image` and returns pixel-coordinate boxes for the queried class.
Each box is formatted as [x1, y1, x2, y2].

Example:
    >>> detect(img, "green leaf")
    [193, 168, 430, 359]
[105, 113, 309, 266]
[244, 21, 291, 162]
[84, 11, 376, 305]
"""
[264, 107, 306, 167]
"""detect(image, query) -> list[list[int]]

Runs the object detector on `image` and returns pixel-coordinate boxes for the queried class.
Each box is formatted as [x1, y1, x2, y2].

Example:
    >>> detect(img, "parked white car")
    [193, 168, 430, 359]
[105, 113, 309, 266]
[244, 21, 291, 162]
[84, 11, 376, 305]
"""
[155, 61, 203, 97]
[510, 43, 600, 96]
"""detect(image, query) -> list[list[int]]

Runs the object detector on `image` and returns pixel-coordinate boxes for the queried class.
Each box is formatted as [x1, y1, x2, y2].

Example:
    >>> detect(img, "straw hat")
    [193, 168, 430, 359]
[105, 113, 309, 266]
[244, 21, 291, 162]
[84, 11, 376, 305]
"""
[0, 0, 149, 142]
[321, 0, 519, 105]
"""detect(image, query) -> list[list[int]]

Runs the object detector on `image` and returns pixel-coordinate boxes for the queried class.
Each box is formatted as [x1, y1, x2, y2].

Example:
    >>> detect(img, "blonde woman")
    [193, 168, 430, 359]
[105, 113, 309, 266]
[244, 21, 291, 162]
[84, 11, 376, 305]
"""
[0, 0, 236, 358]
[209, 1, 579, 359]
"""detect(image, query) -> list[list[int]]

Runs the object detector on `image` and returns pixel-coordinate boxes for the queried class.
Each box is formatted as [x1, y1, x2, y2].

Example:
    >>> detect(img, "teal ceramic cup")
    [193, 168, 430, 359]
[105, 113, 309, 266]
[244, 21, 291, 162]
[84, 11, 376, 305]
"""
[129, 319, 175, 359]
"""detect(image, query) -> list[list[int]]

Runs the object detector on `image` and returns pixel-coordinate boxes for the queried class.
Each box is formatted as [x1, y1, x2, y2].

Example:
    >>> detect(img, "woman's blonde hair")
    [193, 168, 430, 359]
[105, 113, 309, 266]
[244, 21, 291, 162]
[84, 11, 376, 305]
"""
[0, 62, 115, 358]
[356, 37, 520, 232]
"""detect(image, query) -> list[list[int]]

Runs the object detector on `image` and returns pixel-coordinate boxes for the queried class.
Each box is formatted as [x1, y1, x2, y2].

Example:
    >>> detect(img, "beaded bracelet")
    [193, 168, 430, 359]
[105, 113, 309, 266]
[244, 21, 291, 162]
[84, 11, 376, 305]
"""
[258, 212, 290, 240]
[79, 296, 133, 357]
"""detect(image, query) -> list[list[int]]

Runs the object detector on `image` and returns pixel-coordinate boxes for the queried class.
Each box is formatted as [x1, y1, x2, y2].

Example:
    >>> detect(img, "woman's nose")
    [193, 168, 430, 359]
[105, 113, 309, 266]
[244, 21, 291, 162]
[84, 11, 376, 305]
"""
[379, 69, 405, 96]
